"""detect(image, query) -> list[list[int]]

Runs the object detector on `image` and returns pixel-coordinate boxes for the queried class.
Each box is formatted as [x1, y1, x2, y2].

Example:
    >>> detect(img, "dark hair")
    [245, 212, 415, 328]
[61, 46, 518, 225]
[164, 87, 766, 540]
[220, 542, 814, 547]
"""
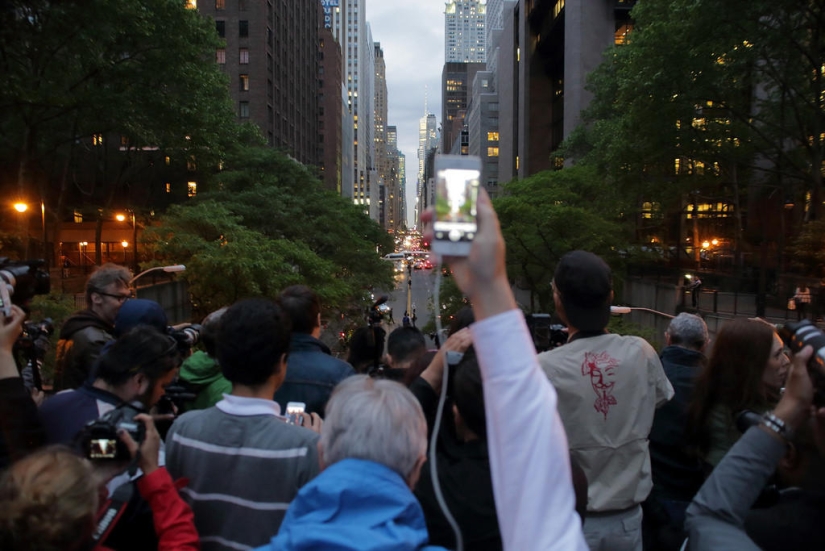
[94, 325, 179, 387]
[200, 307, 227, 358]
[278, 285, 320, 334]
[387, 326, 426, 367]
[448, 306, 475, 336]
[216, 298, 292, 386]
[687, 317, 777, 456]
[402, 350, 437, 387]
[347, 326, 385, 374]
[451, 347, 486, 439]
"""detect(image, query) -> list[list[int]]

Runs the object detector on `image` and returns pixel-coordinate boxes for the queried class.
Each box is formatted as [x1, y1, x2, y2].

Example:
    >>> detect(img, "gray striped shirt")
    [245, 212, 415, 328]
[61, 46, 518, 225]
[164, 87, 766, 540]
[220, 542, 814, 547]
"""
[165, 397, 320, 551]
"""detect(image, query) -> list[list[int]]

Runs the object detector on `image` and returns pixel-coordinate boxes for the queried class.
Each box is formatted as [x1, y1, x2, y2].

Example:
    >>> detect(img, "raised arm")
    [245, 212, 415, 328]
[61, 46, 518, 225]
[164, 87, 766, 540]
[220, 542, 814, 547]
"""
[426, 190, 587, 551]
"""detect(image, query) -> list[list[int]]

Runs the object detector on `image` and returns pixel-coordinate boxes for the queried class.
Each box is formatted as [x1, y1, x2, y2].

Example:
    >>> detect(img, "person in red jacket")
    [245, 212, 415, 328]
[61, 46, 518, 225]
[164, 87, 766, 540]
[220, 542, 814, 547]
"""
[0, 414, 199, 551]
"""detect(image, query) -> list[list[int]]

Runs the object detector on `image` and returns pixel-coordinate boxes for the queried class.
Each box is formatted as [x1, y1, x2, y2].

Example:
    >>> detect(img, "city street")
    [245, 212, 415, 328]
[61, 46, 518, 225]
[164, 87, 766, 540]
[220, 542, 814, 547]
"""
[383, 265, 439, 347]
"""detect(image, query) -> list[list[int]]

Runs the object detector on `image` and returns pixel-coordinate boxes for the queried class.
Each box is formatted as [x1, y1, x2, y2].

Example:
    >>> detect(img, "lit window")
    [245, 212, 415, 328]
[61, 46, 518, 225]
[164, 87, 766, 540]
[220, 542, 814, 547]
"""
[216, 48, 225, 64]
[487, 147, 499, 157]
[188, 182, 197, 197]
[239, 48, 249, 64]
[165, 183, 171, 193]
[121, 136, 129, 146]
[185, 0, 196, 8]
[165, 156, 171, 166]
[215, 0, 224, 9]
[487, 131, 499, 141]
[240, 74, 249, 91]
[92, 134, 104, 146]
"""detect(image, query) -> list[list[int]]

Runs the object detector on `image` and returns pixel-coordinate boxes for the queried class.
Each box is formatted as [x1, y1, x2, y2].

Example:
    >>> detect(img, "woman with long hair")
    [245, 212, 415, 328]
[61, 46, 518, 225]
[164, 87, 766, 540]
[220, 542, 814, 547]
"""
[687, 317, 790, 468]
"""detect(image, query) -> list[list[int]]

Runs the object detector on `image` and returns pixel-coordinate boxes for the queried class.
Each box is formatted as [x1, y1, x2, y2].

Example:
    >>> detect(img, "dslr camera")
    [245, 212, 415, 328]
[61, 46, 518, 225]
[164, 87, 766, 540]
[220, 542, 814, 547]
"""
[78, 404, 145, 462]
[777, 320, 825, 407]
[168, 324, 201, 355]
[0, 258, 50, 315]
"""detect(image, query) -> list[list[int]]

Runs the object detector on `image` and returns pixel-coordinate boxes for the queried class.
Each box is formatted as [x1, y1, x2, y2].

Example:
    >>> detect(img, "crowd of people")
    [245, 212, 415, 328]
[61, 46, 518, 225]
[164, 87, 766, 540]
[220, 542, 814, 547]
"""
[1, 190, 825, 550]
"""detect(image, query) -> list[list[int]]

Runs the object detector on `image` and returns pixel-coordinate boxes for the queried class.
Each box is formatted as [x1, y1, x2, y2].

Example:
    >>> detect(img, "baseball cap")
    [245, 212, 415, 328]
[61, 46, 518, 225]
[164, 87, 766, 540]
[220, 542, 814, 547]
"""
[553, 251, 612, 332]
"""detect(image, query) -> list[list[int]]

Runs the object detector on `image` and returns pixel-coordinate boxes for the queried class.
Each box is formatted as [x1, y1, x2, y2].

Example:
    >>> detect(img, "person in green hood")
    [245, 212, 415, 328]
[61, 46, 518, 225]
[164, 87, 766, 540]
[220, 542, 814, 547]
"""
[178, 307, 230, 412]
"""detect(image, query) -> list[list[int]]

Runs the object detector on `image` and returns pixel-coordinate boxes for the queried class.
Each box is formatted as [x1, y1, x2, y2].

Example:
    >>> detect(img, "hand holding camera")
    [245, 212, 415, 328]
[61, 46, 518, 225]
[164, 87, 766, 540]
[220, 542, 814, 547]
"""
[118, 413, 161, 475]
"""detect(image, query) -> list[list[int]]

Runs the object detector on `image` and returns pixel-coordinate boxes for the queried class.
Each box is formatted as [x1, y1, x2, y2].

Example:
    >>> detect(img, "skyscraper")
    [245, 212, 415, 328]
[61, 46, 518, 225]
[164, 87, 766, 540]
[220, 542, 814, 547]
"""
[445, 0, 487, 63]
[417, 112, 438, 222]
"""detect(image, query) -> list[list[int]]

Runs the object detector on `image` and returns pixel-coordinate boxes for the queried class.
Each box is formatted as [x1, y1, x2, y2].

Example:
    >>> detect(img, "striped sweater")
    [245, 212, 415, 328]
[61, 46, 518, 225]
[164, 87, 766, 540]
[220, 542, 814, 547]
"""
[165, 396, 320, 551]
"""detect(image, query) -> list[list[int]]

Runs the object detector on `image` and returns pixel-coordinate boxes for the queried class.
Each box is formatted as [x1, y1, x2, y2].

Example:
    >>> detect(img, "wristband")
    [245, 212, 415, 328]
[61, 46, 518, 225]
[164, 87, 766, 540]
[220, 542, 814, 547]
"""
[761, 412, 793, 442]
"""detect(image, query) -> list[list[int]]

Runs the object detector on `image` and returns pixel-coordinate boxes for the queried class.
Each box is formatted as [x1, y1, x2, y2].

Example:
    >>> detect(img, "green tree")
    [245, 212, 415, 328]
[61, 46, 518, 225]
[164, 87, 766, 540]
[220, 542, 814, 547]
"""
[494, 166, 628, 311]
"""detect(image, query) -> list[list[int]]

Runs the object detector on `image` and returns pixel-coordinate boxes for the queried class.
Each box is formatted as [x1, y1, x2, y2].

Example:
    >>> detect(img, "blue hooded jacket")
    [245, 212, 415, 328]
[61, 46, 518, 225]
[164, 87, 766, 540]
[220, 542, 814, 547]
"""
[253, 458, 447, 551]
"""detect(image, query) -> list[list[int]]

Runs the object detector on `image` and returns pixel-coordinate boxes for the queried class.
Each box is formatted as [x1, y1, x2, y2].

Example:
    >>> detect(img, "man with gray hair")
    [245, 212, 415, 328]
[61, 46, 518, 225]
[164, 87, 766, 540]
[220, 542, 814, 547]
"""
[54, 263, 133, 391]
[644, 312, 709, 550]
[253, 375, 446, 551]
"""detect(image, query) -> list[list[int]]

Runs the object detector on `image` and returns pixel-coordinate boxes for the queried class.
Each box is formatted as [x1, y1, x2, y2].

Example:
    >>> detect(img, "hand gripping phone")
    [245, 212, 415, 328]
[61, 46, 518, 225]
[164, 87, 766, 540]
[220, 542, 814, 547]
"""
[285, 402, 306, 426]
[431, 154, 481, 257]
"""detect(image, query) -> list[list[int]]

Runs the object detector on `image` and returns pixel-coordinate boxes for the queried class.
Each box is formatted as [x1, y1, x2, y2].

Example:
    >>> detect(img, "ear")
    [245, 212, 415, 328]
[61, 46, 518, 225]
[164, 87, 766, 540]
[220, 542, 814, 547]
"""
[405, 454, 427, 490]
[133, 372, 150, 396]
[316, 313, 322, 328]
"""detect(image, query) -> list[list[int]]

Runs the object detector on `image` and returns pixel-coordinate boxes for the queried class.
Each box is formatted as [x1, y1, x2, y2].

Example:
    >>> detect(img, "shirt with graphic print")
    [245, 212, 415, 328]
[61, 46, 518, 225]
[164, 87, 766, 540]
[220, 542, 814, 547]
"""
[538, 333, 674, 512]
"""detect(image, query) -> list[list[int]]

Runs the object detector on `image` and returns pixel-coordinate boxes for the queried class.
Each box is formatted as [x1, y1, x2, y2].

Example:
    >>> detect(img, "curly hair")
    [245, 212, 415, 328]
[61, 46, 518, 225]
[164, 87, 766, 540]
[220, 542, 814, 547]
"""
[0, 446, 98, 551]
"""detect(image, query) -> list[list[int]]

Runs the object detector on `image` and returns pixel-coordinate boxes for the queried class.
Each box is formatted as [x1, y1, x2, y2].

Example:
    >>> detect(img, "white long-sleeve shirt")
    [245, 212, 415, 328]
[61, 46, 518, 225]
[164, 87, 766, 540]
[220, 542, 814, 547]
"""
[471, 309, 589, 551]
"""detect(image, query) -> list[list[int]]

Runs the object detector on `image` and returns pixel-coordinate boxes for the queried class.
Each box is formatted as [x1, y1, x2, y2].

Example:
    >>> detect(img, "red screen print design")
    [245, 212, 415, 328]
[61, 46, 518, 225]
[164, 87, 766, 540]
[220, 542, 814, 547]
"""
[581, 351, 619, 419]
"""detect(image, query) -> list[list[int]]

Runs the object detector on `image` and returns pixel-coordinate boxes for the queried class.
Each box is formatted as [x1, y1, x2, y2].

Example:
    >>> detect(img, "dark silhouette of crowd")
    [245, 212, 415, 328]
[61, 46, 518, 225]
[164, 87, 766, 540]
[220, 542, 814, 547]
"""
[2, 195, 825, 551]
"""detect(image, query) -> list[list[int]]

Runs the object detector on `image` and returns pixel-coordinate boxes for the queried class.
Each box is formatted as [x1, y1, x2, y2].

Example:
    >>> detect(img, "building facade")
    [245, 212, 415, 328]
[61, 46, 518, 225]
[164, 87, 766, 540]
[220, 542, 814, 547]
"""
[445, 0, 487, 63]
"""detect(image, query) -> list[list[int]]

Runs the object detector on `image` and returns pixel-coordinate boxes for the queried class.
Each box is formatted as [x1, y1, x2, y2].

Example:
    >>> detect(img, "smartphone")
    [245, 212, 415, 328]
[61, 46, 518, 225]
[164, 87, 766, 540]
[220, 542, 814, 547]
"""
[285, 402, 306, 426]
[431, 154, 481, 257]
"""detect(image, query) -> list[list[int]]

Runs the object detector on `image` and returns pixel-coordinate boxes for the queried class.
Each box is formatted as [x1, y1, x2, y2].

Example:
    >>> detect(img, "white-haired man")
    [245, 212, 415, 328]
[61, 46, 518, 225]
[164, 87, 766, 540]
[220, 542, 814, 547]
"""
[253, 375, 445, 551]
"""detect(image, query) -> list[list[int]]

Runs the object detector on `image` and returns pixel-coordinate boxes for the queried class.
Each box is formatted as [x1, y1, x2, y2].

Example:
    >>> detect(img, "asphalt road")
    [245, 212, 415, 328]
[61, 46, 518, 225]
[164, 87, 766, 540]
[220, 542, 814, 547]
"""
[383, 266, 439, 347]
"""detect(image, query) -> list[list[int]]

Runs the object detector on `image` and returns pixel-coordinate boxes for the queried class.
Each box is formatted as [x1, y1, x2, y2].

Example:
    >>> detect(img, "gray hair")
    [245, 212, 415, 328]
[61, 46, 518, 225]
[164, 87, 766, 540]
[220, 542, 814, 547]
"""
[666, 312, 708, 350]
[320, 375, 427, 479]
[85, 263, 132, 306]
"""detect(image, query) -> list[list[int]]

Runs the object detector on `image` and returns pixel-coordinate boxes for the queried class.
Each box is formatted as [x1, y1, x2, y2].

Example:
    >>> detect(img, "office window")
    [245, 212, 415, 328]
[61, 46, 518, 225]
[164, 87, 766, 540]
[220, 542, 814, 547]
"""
[239, 74, 249, 91]
[239, 48, 249, 64]
[187, 182, 197, 197]
[216, 20, 225, 37]
[487, 131, 499, 141]
[216, 48, 226, 64]
[239, 20, 248, 37]
[487, 147, 499, 157]
[239, 101, 249, 118]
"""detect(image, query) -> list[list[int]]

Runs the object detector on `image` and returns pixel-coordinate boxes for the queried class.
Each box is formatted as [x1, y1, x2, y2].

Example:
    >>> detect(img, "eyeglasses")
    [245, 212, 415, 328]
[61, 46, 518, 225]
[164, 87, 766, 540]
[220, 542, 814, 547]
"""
[96, 291, 134, 303]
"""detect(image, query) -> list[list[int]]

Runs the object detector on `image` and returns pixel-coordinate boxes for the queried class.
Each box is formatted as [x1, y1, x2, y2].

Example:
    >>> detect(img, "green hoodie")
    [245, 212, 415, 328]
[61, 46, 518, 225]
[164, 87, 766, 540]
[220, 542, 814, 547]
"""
[178, 350, 231, 412]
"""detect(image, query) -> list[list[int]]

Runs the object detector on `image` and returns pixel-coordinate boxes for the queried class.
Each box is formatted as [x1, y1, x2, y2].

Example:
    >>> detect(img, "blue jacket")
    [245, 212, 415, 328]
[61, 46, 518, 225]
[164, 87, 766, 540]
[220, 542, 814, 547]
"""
[39, 382, 126, 446]
[253, 458, 447, 551]
[273, 333, 355, 415]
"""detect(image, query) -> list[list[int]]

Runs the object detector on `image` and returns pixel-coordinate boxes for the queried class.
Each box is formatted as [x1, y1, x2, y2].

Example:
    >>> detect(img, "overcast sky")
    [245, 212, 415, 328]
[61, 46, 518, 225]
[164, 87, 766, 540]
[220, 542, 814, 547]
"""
[368, 2, 445, 227]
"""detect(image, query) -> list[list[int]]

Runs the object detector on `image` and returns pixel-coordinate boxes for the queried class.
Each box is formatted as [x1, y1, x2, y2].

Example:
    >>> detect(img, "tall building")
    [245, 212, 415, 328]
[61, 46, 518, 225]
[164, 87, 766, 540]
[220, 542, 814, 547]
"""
[497, 0, 636, 181]
[374, 43, 389, 227]
[466, 71, 501, 196]
[417, 112, 438, 221]
[319, 25, 344, 193]
[442, 62, 484, 154]
[196, 0, 319, 166]
[445, 0, 487, 63]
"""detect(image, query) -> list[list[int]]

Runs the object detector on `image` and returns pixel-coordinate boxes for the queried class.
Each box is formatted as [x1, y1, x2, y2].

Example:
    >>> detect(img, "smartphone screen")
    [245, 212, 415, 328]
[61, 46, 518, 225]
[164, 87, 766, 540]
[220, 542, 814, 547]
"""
[433, 155, 480, 255]
[89, 438, 118, 459]
[285, 402, 306, 426]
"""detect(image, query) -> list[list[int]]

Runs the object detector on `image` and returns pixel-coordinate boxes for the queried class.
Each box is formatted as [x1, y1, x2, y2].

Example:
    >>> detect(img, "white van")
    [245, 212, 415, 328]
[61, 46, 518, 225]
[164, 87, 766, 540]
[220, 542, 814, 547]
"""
[383, 252, 406, 261]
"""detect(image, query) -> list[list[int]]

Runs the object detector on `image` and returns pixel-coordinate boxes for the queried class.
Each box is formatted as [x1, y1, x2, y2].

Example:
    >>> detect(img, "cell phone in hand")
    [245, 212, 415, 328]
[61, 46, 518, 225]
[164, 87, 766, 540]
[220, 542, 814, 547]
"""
[431, 154, 481, 257]
[285, 402, 306, 426]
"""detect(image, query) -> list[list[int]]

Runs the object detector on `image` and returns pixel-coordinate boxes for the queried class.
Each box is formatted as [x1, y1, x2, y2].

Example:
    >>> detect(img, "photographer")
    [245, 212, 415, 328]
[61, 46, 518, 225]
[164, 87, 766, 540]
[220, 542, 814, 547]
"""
[39, 325, 180, 447]
[0, 305, 45, 469]
[685, 344, 825, 550]
[0, 415, 198, 550]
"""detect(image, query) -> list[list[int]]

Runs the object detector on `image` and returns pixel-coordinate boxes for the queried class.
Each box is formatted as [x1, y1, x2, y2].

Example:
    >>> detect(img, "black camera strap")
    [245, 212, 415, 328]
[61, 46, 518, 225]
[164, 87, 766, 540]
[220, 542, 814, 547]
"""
[89, 468, 137, 547]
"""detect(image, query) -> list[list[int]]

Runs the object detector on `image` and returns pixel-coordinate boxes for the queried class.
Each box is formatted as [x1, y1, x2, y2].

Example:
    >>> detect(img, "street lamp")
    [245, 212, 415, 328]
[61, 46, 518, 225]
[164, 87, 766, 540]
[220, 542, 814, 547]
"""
[610, 305, 675, 319]
[13, 202, 27, 213]
[130, 264, 186, 286]
[121, 241, 129, 263]
[116, 210, 138, 274]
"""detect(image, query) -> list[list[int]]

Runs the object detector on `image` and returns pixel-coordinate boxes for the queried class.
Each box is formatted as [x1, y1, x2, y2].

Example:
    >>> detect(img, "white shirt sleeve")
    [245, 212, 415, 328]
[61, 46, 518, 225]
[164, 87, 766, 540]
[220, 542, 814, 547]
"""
[471, 310, 588, 551]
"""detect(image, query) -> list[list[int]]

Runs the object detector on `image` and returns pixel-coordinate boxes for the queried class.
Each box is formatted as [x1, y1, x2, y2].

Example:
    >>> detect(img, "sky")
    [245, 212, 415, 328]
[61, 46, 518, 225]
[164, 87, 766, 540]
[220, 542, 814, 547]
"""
[367, 2, 445, 228]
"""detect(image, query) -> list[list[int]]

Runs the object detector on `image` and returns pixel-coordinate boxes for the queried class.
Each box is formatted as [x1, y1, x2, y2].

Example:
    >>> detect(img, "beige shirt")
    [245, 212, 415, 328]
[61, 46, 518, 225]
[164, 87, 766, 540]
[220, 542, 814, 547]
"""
[539, 333, 674, 512]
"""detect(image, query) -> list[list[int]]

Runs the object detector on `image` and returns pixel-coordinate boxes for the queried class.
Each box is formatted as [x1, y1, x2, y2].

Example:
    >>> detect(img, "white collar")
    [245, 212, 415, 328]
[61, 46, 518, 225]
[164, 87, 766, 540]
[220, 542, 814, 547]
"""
[215, 394, 284, 418]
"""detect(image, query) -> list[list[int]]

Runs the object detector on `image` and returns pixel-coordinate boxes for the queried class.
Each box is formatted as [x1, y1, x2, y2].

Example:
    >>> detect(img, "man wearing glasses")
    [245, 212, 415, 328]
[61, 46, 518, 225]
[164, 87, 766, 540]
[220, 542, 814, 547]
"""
[54, 263, 133, 391]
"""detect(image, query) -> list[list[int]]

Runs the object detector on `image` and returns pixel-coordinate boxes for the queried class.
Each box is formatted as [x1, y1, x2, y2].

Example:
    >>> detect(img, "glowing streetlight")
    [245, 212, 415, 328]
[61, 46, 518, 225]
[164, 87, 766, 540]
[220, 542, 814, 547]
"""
[701, 240, 710, 249]
[13, 202, 28, 213]
[711, 238, 719, 246]
[121, 240, 129, 248]
[115, 214, 126, 222]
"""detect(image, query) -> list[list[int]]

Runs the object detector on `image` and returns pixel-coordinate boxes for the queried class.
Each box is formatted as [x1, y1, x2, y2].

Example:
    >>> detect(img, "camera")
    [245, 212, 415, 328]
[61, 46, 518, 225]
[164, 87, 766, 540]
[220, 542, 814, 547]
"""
[168, 324, 201, 355]
[13, 317, 53, 391]
[77, 404, 145, 461]
[777, 320, 825, 407]
[0, 258, 50, 316]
